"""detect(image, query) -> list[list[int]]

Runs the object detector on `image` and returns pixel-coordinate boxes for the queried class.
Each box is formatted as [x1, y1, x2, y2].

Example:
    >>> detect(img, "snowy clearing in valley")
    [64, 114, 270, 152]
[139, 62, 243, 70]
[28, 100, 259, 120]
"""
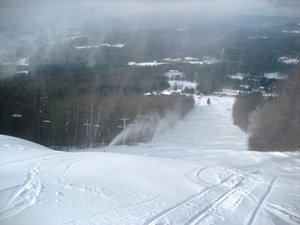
[1, 96, 300, 225]
[128, 57, 221, 67]
[75, 44, 125, 50]
[168, 80, 197, 90]
[278, 56, 299, 65]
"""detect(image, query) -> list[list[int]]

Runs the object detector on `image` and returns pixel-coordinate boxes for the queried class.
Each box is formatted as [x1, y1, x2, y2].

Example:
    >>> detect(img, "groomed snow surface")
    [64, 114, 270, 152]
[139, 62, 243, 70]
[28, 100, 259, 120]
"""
[1, 96, 300, 225]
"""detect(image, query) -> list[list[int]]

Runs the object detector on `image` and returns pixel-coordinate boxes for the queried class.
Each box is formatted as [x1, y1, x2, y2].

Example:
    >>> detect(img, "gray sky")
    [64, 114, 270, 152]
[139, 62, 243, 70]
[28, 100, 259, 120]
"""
[0, 0, 299, 29]
[0, 0, 299, 17]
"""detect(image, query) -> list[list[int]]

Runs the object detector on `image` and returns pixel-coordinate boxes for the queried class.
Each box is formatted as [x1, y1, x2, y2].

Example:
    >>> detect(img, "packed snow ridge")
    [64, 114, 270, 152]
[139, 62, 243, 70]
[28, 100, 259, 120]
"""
[1, 95, 300, 225]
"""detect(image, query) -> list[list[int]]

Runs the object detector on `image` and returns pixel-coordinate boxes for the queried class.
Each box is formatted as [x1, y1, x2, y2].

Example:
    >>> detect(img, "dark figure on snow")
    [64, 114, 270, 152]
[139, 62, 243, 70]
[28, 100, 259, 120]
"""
[207, 98, 211, 105]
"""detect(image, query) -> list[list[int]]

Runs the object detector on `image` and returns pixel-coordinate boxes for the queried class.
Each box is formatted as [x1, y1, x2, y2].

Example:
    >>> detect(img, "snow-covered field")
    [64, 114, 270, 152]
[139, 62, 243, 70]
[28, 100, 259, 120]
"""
[75, 44, 125, 50]
[168, 80, 197, 90]
[1, 96, 300, 225]
[278, 56, 299, 65]
[128, 56, 221, 67]
[128, 61, 167, 67]
[264, 72, 287, 80]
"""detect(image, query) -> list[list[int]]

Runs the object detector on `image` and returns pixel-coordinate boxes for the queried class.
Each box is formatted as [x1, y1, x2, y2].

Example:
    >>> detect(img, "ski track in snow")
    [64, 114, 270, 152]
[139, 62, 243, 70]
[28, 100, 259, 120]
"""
[265, 203, 300, 224]
[65, 194, 164, 225]
[247, 176, 277, 225]
[144, 172, 278, 225]
[0, 163, 42, 219]
[144, 174, 241, 225]
[0, 153, 67, 168]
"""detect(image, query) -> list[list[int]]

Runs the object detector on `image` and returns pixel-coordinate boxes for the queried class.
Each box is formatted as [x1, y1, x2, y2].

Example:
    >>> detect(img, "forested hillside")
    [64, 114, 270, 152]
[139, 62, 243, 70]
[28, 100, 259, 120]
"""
[0, 70, 194, 148]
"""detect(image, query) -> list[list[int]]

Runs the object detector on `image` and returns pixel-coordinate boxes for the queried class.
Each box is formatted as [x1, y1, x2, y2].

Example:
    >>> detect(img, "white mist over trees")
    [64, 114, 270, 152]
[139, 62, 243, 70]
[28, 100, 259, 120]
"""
[248, 68, 300, 151]
[232, 93, 266, 132]
[232, 67, 300, 151]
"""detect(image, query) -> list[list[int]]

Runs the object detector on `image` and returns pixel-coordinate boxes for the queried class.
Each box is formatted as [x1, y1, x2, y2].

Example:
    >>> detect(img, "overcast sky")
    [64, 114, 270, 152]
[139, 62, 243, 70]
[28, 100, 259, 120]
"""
[1, 0, 299, 16]
[0, 0, 299, 29]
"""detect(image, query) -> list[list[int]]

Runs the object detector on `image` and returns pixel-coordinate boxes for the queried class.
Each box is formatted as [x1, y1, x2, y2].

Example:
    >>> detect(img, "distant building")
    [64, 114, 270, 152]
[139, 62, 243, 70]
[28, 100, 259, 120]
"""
[12, 114, 22, 118]
[278, 56, 299, 65]
[165, 70, 184, 80]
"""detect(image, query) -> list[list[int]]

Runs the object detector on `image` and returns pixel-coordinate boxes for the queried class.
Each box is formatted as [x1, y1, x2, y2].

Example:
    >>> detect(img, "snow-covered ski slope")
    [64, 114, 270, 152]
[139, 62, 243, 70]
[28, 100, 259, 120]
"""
[1, 96, 300, 225]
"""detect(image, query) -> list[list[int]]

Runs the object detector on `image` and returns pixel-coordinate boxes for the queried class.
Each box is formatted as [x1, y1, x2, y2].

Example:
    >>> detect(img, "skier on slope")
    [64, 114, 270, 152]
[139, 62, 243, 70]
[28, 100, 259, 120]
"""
[207, 97, 211, 105]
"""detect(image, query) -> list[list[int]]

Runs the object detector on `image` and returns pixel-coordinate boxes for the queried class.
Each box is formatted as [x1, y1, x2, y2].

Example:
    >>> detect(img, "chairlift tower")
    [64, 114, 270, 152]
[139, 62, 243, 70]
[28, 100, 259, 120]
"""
[83, 123, 101, 147]
[119, 118, 130, 144]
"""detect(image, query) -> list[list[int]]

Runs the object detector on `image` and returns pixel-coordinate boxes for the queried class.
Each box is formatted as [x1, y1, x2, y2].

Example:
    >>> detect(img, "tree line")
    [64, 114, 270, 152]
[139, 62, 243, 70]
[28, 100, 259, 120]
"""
[232, 66, 300, 151]
[0, 69, 194, 148]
